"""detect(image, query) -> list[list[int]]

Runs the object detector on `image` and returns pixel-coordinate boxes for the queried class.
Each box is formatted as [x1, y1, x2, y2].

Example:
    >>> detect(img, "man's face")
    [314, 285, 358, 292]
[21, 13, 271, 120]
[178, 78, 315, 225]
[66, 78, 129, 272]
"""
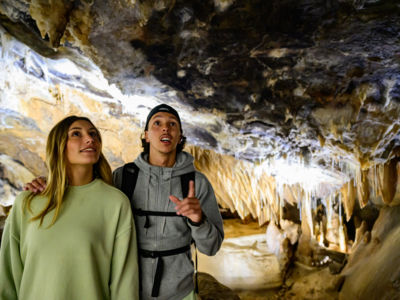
[145, 112, 182, 156]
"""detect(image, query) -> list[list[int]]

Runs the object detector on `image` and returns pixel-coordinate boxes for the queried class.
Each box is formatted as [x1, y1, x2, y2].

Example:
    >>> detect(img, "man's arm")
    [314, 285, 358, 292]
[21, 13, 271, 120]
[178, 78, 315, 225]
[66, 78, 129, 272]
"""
[112, 167, 124, 190]
[187, 173, 224, 256]
[24, 176, 46, 193]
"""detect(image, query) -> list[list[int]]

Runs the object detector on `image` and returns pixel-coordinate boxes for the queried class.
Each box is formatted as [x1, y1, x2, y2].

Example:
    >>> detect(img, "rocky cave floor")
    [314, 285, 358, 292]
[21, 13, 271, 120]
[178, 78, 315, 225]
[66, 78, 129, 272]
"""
[216, 218, 340, 300]
[237, 264, 339, 300]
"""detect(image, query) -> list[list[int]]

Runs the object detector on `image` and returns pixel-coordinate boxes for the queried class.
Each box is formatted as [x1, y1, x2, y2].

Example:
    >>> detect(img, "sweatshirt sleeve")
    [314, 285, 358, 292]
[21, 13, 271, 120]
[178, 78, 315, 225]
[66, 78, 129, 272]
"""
[112, 166, 123, 190]
[0, 201, 23, 300]
[188, 172, 224, 256]
[109, 198, 139, 300]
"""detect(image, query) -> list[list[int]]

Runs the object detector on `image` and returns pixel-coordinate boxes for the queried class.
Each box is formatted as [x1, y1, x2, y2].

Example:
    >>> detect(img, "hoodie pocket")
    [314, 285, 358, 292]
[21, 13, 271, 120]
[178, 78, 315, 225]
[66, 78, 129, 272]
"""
[164, 215, 189, 237]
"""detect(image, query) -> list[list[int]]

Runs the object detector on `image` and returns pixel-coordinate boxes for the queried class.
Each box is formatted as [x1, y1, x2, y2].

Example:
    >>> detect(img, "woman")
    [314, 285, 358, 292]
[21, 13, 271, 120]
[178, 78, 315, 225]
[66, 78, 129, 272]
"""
[0, 116, 139, 300]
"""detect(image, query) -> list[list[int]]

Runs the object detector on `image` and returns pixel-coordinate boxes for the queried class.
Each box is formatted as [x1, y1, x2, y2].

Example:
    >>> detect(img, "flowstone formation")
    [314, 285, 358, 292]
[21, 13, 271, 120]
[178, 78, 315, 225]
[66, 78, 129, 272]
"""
[1, 0, 400, 298]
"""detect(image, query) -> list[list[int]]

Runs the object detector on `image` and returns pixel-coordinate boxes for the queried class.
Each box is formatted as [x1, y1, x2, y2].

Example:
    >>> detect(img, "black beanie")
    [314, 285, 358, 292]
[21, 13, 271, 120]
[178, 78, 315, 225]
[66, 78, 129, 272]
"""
[144, 104, 182, 132]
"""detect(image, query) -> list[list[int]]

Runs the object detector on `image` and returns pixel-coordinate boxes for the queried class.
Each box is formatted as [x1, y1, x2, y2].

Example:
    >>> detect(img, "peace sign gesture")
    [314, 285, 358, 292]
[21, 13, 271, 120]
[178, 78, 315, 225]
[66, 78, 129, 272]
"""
[169, 180, 203, 223]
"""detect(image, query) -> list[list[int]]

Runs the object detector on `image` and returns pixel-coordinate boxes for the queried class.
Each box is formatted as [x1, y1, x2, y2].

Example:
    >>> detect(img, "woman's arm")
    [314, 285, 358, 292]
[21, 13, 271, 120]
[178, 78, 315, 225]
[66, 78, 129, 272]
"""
[0, 204, 23, 300]
[109, 198, 139, 300]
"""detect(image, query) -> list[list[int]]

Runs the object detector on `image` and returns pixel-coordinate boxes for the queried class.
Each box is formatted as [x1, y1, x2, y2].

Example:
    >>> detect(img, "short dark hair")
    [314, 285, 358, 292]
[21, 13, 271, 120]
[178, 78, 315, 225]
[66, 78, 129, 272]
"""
[144, 104, 182, 131]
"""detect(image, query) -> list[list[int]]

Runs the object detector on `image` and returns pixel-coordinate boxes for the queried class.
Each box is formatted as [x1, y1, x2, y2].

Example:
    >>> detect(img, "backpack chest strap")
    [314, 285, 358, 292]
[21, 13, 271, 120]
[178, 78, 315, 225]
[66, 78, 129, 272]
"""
[133, 208, 181, 217]
[133, 208, 184, 228]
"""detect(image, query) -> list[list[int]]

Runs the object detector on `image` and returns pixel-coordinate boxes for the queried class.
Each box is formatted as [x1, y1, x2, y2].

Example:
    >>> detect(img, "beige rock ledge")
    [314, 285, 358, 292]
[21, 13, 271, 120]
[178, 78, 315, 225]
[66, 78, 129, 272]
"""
[197, 233, 282, 291]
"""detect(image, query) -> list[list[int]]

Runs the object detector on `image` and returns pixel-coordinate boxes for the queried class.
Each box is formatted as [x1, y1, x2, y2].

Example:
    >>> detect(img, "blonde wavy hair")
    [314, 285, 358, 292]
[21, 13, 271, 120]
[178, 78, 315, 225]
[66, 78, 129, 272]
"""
[24, 116, 112, 226]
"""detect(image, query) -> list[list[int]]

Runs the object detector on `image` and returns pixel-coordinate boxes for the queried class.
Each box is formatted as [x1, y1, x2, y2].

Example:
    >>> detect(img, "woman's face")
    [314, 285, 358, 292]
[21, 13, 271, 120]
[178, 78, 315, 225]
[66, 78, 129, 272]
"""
[65, 120, 101, 168]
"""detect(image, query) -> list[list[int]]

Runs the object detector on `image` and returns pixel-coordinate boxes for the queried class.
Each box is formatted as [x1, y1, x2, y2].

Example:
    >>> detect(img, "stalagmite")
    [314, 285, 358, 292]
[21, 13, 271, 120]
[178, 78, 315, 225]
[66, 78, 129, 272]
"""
[352, 220, 368, 252]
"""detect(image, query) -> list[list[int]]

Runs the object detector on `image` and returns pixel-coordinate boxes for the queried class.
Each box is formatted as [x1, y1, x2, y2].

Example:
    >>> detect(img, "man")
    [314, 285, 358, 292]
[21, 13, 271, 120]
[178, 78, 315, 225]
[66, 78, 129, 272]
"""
[25, 104, 224, 300]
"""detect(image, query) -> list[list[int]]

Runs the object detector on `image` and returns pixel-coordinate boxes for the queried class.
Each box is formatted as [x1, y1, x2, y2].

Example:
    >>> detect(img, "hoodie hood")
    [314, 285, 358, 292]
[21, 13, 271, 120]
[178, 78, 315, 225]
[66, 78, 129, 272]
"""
[134, 151, 196, 178]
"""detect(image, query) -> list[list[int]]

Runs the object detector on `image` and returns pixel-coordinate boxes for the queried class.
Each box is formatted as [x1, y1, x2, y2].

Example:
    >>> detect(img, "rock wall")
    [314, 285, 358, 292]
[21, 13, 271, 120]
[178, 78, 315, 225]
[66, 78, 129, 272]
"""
[339, 205, 400, 299]
[1, 0, 400, 296]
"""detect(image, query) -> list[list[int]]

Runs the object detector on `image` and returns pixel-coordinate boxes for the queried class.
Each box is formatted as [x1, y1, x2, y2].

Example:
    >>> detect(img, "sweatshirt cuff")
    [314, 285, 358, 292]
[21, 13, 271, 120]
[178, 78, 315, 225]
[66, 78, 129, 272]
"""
[187, 214, 206, 227]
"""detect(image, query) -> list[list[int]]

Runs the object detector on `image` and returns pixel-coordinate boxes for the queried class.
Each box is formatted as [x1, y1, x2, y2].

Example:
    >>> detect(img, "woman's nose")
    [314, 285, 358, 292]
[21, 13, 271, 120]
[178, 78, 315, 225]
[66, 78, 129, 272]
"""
[85, 134, 95, 143]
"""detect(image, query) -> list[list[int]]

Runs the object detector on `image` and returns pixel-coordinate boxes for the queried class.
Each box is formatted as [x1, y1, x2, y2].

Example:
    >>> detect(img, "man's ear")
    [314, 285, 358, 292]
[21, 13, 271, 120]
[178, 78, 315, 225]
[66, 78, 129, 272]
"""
[143, 131, 150, 143]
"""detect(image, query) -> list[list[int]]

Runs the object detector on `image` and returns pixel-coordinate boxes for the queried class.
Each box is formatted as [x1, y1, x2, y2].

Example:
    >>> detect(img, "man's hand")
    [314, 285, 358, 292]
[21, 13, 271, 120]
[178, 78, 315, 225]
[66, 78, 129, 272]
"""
[24, 176, 47, 193]
[169, 180, 203, 223]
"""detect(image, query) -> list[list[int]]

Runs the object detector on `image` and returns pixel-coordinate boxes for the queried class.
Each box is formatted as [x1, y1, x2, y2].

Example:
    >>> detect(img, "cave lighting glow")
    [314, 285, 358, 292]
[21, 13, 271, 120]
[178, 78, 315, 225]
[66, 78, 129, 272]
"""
[1, 26, 353, 252]
[255, 157, 348, 193]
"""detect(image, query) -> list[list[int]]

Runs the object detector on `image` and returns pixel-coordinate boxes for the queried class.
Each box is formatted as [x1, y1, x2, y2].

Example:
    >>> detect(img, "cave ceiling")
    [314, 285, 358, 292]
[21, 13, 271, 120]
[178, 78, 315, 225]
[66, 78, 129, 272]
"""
[1, 0, 400, 188]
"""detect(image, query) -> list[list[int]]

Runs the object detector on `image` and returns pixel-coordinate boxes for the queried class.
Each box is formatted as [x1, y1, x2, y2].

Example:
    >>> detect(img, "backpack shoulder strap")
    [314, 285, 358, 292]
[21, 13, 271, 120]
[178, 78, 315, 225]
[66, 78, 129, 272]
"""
[121, 162, 140, 200]
[180, 171, 195, 198]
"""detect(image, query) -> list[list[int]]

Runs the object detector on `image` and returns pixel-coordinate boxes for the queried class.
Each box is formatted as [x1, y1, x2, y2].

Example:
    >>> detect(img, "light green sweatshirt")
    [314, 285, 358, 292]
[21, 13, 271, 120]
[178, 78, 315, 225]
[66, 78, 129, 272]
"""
[0, 179, 139, 300]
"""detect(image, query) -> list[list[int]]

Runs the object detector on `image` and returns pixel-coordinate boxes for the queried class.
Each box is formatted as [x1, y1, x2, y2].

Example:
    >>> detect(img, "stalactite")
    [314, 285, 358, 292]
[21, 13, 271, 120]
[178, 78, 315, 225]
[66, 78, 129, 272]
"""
[356, 168, 369, 208]
[377, 159, 397, 205]
[187, 146, 278, 225]
[29, 0, 74, 48]
[185, 145, 400, 256]
[341, 179, 356, 222]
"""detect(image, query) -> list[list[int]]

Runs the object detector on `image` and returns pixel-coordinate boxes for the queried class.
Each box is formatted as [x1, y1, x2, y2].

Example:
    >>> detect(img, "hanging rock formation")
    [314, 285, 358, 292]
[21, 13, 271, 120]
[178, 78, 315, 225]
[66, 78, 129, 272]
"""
[1, 0, 400, 297]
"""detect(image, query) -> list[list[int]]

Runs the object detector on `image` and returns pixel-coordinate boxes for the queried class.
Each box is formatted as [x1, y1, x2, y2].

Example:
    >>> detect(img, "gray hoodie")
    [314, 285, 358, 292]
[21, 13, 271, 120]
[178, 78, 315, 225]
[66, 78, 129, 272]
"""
[113, 151, 224, 300]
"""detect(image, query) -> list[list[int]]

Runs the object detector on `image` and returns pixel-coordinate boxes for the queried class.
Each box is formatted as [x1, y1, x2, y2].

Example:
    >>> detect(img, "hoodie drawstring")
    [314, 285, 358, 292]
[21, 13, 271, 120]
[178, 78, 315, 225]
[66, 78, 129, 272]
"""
[162, 172, 173, 235]
[144, 172, 151, 234]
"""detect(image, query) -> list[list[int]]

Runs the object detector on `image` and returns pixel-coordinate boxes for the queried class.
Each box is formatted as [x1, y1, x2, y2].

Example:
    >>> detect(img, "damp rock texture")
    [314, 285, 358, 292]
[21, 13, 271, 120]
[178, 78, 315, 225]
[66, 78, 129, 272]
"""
[339, 205, 400, 299]
[1, 0, 400, 235]
[1, 0, 400, 251]
[1, 0, 400, 297]
[1, 0, 400, 167]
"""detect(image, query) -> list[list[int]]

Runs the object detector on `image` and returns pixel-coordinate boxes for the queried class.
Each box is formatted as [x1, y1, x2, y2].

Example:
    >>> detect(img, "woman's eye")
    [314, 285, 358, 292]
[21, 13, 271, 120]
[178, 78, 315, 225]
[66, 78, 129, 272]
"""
[89, 131, 98, 138]
[170, 122, 176, 127]
[71, 131, 81, 137]
[154, 121, 160, 126]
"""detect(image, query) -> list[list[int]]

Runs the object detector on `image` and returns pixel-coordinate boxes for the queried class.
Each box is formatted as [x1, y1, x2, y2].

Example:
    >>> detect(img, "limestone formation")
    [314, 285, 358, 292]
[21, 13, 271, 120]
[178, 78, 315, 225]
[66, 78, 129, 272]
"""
[339, 206, 400, 299]
[0, 0, 400, 297]
[197, 233, 282, 290]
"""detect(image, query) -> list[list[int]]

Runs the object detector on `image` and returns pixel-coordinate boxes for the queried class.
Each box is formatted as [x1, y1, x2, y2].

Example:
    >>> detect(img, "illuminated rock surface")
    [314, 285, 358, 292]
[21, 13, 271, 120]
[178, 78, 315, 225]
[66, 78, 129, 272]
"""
[198, 233, 282, 290]
[1, 0, 400, 298]
[339, 206, 400, 299]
